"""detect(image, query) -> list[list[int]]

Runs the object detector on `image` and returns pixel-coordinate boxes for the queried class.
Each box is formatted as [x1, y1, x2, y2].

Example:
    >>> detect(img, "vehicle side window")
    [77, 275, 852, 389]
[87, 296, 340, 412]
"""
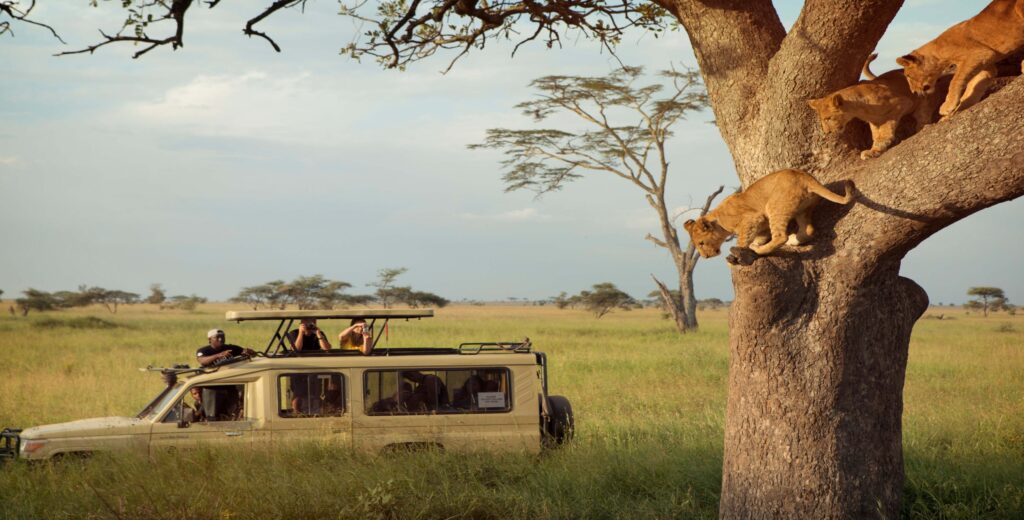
[364, 368, 511, 415]
[162, 385, 246, 424]
[278, 373, 346, 418]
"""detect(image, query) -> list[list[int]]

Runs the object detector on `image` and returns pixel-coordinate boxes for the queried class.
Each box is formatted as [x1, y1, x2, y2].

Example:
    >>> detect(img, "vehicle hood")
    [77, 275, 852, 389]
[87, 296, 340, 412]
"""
[21, 417, 147, 440]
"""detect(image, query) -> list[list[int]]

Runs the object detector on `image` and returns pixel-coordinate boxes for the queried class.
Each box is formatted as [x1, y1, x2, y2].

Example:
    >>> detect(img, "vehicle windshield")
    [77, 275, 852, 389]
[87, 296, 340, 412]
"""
[137, 382, 183, 420]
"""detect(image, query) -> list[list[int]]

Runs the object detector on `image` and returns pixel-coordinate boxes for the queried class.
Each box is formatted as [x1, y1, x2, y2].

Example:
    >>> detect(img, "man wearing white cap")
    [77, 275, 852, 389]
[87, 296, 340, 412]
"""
[196, 329, 256, 367]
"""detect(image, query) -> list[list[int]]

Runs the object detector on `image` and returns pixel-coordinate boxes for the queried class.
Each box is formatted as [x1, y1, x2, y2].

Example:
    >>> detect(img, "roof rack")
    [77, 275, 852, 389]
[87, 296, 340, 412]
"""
[458, 338, 532, 354]
[226, 309, 433, 322]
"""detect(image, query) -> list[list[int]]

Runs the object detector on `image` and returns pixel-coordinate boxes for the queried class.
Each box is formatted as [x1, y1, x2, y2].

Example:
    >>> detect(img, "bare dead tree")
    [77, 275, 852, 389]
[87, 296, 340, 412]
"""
[470, 66, 721, 333]
[17, 1, 1024, 518]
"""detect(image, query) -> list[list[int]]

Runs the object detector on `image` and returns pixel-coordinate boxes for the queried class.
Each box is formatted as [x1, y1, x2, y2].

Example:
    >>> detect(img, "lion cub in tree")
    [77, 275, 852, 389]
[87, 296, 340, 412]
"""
[808, 54, 943, 160]
[683, 169, 853, 262]
[897, 0, 1024, 119]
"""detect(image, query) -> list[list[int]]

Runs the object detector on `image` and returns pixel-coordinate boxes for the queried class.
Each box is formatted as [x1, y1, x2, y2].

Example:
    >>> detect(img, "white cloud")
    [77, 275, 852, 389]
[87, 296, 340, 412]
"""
[0, 156, 19, 166]
[459, 207, 550, 222]
[125, 71, 361, 146]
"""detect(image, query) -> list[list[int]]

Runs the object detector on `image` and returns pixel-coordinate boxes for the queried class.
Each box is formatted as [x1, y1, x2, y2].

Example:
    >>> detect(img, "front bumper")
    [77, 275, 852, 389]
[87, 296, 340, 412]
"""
[1, 428, 21, 461]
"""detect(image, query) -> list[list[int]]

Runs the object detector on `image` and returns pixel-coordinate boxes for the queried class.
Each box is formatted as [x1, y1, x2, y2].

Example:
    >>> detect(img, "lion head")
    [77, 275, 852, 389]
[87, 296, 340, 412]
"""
[806, 94, 855, 134]
[683, 217, 731, 258]
[897, 52, 954, 95]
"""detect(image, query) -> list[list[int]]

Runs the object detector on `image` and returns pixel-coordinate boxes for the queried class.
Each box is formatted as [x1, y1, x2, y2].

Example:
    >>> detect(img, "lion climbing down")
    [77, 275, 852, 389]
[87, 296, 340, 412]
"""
[683, 169, 854, 263]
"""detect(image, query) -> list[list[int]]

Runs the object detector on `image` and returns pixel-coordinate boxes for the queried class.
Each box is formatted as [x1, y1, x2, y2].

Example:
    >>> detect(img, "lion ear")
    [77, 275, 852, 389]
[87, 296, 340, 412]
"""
[683, 219, 696, 231]
[830, 94, 844, 108]
[896, 54, 918, 67]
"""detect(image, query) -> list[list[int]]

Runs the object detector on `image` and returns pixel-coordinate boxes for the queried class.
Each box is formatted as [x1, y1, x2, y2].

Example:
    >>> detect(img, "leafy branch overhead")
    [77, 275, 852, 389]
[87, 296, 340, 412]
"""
[10, 0, 671, 64]
[469, 66, 708, 195]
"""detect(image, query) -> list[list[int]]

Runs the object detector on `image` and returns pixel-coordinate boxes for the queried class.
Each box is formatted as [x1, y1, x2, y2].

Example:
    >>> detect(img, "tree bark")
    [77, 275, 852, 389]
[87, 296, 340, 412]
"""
[661, 0, 1024, 517]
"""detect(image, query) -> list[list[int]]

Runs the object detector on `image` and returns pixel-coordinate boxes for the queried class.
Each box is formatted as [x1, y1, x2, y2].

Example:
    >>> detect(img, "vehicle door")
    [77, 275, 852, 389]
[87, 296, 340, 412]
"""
[150, 383, 254, 451]
[269, 370, 352, 447]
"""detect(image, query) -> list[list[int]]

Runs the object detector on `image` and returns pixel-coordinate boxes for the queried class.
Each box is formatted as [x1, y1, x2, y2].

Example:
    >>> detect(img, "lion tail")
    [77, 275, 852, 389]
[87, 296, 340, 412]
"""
[808, 179, 855, 205]
[862, 53, 878, 81]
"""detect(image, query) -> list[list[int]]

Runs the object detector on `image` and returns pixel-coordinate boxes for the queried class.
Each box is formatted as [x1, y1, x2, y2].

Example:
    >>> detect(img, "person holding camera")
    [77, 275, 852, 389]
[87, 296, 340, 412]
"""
[286, 318, 331, 352]
[337, 318, 374, 355]
[285, 318, 331, 414]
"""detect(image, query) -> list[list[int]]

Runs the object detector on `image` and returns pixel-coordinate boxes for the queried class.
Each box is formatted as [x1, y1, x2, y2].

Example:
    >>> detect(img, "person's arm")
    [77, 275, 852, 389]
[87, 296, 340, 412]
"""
[358, 328, 374, 355]
[316, 329, 331, 350]
[197, 349, 233, 367]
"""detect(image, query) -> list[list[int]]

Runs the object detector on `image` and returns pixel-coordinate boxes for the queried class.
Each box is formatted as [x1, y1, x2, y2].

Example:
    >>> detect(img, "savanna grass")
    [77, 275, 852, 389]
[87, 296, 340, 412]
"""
[0, 304, 1020, 519]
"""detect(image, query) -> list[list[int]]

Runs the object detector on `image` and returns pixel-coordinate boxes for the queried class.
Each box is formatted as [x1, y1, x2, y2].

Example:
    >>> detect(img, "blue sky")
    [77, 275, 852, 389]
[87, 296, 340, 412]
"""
[1, 0, 1020, 305]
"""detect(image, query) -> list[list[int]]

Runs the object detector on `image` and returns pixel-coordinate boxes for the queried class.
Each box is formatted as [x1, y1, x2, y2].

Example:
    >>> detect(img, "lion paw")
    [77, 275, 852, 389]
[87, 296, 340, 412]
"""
[728, 247, 758, 266]
[860, 149, 881, 160]
[939, 99, 959, 117]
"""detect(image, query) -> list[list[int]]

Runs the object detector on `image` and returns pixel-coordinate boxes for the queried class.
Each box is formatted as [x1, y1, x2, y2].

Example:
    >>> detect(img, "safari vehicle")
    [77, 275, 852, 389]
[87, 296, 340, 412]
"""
[1, 310, 574, 461]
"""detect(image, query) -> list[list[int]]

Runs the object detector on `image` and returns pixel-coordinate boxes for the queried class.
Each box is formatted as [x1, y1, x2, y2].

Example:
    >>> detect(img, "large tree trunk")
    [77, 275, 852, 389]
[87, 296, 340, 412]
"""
[658, 0, 1024, 517]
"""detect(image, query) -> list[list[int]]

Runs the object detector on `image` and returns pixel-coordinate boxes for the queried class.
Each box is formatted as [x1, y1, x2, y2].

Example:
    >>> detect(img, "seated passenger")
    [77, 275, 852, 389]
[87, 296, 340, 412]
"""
[337, 318, 374, 355]
[196, 329, 256, 367]
[403, 371, 449, 412]
[370, 382, 413, 414]
[185, 387, 207, 423]
[452, 375, 484, 409]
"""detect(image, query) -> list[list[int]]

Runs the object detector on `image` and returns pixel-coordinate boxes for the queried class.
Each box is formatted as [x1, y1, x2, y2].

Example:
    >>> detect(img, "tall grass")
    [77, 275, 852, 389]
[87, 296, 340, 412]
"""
[0, 304, 1020, 518]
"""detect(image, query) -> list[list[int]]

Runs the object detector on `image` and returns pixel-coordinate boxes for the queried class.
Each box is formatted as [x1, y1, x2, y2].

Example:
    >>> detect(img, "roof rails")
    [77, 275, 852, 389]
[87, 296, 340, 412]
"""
[226, 309, 433, 322]
[458, 338, 532, 354]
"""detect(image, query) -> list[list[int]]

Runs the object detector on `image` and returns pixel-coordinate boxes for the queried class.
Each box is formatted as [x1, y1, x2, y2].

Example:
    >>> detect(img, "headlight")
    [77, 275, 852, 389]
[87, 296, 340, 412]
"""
[21, 439, 47, 454]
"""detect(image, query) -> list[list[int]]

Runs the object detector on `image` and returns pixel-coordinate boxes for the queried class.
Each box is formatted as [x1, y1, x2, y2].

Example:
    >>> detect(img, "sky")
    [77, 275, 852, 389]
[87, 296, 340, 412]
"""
[1, 0, 1020, 305]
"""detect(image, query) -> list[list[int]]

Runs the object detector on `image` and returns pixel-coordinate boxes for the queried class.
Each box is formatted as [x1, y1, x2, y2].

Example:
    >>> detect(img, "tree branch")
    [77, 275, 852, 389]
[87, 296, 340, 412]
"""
[57, 0, 194, 59]
[244, 0, 306, 52]
[0, 0, 65, 43]
[836, 78, 1024, 268]
[669, 0, 785, 175]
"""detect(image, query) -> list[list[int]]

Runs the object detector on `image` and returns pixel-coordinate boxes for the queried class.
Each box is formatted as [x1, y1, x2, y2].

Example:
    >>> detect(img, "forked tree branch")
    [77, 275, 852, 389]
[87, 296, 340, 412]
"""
[57, 0, 194, 58]
[0, 0, 65, 43]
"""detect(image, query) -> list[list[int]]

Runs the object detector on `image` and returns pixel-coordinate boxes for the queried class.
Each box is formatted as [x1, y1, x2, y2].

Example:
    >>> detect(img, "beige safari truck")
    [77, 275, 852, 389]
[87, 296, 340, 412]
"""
[1, 310, 574, 461]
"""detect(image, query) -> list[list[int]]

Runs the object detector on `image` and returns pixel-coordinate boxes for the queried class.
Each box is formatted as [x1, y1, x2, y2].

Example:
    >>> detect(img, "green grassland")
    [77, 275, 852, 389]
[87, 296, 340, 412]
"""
[0, 304, 1021, 519]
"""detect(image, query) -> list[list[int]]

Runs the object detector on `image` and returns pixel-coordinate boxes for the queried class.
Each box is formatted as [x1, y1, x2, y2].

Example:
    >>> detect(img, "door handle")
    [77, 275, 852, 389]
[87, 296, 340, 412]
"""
[225, 431, 244, 437]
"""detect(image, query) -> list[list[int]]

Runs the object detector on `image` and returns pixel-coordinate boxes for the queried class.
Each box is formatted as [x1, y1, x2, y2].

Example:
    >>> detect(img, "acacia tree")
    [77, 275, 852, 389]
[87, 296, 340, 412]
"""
[470, 66, 722, 333]
[578, 282, 636, 318]
[13, 1, 1024, 517]
[966, 286, 1009, 317]
[370, 267, 409, 309]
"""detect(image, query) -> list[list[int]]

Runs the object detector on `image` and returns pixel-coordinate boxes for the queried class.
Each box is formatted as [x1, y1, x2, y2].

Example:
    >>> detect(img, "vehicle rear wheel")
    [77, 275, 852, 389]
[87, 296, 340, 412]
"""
[544, 395, 574, 447]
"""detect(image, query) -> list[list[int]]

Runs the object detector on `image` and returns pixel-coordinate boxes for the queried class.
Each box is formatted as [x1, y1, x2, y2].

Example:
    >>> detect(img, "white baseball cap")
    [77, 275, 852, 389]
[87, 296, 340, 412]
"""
[207, 329, 225, 338]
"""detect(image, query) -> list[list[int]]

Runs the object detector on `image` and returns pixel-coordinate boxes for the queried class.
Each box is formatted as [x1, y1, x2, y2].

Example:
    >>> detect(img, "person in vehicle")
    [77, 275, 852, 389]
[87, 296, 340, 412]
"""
[185, 387, 207, 423]
[285, 319, 331, 414]
[452, 375, 484, 409]
[370, 381, 413, 414]
[403, 371, 449, 411]
[196, 329, 256, 367]
[337, 318, 374, 355]
[286, 319, 331, 352]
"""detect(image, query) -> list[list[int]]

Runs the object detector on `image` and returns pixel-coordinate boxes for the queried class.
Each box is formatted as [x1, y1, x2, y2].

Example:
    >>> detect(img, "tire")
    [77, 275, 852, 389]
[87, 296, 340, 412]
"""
[544, 395, 574, 447]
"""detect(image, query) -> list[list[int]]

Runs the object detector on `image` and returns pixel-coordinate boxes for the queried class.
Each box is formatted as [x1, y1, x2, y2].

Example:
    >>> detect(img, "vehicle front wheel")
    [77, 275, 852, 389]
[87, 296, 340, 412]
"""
[543, 395, 574, 447]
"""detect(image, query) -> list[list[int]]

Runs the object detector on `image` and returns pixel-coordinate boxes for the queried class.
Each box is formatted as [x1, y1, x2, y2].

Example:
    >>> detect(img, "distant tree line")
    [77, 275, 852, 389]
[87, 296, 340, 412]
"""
[6, 283, 207, 316]
[231, 268, 449, 310]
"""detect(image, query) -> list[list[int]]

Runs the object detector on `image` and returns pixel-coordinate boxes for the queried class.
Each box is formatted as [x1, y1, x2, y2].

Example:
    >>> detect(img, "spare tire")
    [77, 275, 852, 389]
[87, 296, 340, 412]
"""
[544, 395, 574, 447]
